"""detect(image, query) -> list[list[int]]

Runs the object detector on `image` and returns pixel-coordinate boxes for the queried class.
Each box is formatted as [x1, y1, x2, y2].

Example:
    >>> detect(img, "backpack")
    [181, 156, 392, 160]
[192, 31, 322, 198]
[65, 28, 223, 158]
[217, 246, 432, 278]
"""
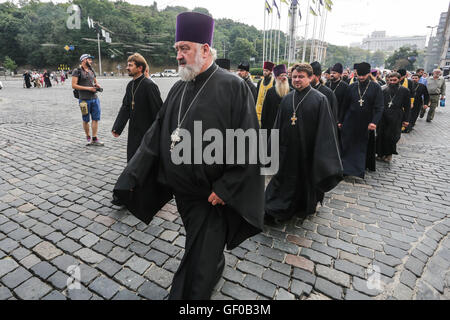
[73, 68, 82, 99]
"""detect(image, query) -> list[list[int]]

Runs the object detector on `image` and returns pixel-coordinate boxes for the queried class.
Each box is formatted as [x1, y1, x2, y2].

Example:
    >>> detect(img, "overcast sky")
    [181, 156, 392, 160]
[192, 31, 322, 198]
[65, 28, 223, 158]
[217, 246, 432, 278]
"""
[4, 0, 449, 46]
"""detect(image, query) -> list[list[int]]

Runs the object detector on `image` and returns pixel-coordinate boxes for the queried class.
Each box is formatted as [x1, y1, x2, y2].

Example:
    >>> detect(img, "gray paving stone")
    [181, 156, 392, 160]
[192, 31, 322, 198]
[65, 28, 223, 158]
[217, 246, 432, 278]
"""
[405, 256, 425, 277]
[270, 261, 292, 276]
[316, 265, 351, 287]
[344, 289, 373, 300]
[292, 268, 316, 285]
[14, 277, 52, 300]
[125, 256, 152, 275]
[130, 230, 155, 245]
[57, 238, 82, 253]
[0, 238, 20, 253]
[78, 264, 100, 285]
[113, 289, 141, 300]
[353, 237, 383, 251]
[31, 261, 58, 280]
[262, 269, 290, 289]
[327, 238, 358, 254]
[80, 233, 100, 248]
[245, 251, 272, 267]
[20, 254, 41, 269]
[74, 248, 105, 264]
[150, 239, 181, 258]
[315, 277, 343, 300]
[89, 276, 121, 300]
[96, 258, 122, 277]
[334, 260, 366, 278]
[144, 249, 170, 267]
[237, 261, 265, 278]
[311, 242, 338, 259]
[10, 247, 31, 261]
[400, 269, 417, 290]
[393, 283, 414, 300]
[42, 290, 67, 300]
[144, 266, 174, 289]
[258, 245, 285, 262]
[221, 281, 258, 300]
[290, 279, 312, 297]
[352, 276, 382, 296]
[0, 286, 13, 299]
[67, 286, 93, 300]
[1, 266, 33, 289]
[300, 248, 332, 266]
[275, 288, 296, 300]
[0, 258, 20, 277]
[114, 269, 146, 291]
[138, 281, 169, 300]
[374, 252, 402, 267]
[109, 247, 133, 264]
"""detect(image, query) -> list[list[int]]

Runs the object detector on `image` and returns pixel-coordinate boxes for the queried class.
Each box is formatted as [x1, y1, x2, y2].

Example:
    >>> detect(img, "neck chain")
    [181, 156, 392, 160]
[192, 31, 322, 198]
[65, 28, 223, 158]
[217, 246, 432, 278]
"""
[332, 80, 342, 93]
[170, 66, 219, 151]
[357, 81, 370, 107]
[388, 89, 398, 108]
[131, 75, 145, 110]
[291, 88, 312, 126]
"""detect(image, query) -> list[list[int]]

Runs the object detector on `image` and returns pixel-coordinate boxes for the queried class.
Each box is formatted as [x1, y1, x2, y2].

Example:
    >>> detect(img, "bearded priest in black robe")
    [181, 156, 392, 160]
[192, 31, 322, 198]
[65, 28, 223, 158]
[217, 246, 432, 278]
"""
[112, 53, 163, 162]
[261, 64, 292, 131]
[376, 72, 411, 162]
[340, 62, 384, 178]
[327, 62, 349, 127]
[113, 12, 264, 300]
[310, 61, 339, 123]
[265, 63, 343, 224]
[237, 62, 257, 102]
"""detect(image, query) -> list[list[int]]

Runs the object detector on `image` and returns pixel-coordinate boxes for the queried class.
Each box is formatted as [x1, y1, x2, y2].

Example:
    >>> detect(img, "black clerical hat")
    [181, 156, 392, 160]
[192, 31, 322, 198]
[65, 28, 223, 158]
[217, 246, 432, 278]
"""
[353, 63, 359, 70]
[398, 69, 407, 77]
[238, 62, 250, 72]
[324, 67, 331, 74]
[310, 61, 322, 76]
[356, 62, 371, 76]
[216, 59, 231, 71]
[331, 63, 343, 74]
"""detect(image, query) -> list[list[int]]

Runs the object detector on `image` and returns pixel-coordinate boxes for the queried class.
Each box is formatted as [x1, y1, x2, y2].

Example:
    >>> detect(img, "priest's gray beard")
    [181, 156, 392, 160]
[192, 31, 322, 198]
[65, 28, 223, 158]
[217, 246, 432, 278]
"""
[275, 79, 290, 98]
[178, 49, 204, 82]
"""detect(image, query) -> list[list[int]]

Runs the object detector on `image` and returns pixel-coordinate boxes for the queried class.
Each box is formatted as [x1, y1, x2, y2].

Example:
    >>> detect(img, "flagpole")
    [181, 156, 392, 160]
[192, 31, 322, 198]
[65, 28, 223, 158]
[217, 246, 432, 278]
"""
[263, 2, 266, 65]
[284, 8, 289, 62]
[320, 9, 328, 62]
[277, 0, 281, 63]
[302, 0, 310, 62]
[309, 0, 318, 62]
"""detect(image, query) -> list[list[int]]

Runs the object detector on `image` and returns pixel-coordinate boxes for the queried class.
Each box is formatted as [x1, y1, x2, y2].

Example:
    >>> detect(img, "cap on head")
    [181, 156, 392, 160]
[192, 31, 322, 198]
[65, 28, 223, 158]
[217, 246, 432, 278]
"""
[175, 12, 215, 46]
[310, 61, 322, 76]
[263, 61, 275, 71]
[216, 58, 231, 71]
[331, 63, 343, 74]
[80, 54, 94, 62]
[273, 64, 287, 77]
[238, 62, 250, 72]
[356, 62, 371, 76]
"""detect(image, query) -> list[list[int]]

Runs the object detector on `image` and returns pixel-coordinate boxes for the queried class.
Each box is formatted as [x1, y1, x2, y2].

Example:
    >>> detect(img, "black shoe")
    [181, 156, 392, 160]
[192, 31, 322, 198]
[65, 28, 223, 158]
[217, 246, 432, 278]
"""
[111, 196, 123, 207]
[426, 119, 432, 123]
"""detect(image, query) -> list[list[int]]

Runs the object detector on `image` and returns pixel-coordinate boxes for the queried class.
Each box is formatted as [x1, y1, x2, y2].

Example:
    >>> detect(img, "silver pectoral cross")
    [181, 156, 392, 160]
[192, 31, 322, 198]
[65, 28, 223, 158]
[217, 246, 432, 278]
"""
[170, 128, 181, 151]
[359, 99, 364, 107]
[291, 114, 298, 126]
[388, 101, 393, 108]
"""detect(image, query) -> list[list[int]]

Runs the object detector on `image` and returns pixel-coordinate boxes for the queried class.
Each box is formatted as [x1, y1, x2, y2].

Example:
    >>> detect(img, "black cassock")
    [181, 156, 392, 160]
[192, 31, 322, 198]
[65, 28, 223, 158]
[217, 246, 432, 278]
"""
[341, 80, 384, 178]
[243, 76, 258, 102]
[376, 85, 411, 157]
[265, 86, 343, 221]
[43, 72, 52, 88]
[112, 75, 163, 162]
[327, 79, 349, 124]
[261, 87, 284, 131]
[113, 63, 264, 300]
[23, 73, 32, 88]
[407, 82, 430, 130]
[313, 83, 339, 123]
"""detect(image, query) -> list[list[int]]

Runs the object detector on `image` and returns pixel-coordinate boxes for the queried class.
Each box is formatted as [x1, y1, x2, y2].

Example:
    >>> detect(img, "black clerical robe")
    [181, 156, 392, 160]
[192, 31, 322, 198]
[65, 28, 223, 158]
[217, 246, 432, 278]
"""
[244, 76, 258, 102]
[261, 87, 284, 131]
[23, 72, 32, 88]
[43, 72, 52, 88]
[265, 86, 343, 221]
[407, 82, 430, 130]
[327, 79, 349, 124]
[112, 75, 163, 162]
[340, 80, 384, 178]
[376, 85, 411, 157]
[313, 83, 339, 123]
[113, 63, 264, 300]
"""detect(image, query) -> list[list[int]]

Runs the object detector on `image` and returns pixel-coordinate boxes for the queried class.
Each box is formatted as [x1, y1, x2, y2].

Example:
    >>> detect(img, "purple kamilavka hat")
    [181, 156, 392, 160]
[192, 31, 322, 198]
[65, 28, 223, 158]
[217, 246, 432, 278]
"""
[175, 12, 215, 46]
[273, 64, 287, 77]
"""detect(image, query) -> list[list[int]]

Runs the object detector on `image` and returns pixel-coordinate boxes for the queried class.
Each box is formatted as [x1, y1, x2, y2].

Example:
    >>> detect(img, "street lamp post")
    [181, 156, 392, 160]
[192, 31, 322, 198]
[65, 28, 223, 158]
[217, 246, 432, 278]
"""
[427, 25, 438, 46]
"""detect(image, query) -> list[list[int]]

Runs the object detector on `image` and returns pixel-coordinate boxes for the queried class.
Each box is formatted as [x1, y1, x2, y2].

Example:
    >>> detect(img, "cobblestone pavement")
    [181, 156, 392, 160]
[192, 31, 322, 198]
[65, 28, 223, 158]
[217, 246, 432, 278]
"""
[0, 79, 449, 300]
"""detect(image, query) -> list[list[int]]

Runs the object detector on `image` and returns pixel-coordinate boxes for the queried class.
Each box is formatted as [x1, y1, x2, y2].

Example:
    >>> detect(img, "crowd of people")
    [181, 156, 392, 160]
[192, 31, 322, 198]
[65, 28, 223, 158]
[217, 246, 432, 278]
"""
[66, 12, 447, 301]
[22, 70, 68, 88]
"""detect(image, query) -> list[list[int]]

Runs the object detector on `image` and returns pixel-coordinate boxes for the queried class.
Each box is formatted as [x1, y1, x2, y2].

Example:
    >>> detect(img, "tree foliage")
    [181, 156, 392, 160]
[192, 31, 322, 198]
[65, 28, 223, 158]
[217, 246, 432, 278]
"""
[385, 47, 419, 70]
[3, 56, 17, 71]
[0, 0, 287, 70]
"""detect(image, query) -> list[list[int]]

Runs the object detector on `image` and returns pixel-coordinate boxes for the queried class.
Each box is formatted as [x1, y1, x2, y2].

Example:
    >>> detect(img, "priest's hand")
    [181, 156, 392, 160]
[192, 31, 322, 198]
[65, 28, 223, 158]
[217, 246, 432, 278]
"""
[424, 105, 429, 110]
[368, 123, 377, 131]
[338, 123, 343, 129]
[208, 192, 225, 206]
[112, 131, 120, 138]
[402, 122, 409, 128]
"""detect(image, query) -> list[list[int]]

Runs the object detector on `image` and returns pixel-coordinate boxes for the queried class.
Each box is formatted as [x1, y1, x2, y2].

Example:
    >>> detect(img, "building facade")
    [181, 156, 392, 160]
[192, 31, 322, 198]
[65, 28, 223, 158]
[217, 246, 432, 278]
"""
[361, 31, 427, 52]
[425, 5, 450, 73]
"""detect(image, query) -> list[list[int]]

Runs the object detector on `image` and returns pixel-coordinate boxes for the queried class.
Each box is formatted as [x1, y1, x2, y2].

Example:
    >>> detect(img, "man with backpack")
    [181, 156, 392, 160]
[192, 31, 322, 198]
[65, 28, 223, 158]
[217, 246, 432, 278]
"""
[72, 54, 104, 146]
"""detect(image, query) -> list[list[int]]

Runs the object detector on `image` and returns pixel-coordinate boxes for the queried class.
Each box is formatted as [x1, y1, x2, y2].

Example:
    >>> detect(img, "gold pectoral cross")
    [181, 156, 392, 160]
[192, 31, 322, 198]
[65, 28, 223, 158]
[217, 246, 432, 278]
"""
[359, 99, 364, 107]
[291, 114, 298, 126]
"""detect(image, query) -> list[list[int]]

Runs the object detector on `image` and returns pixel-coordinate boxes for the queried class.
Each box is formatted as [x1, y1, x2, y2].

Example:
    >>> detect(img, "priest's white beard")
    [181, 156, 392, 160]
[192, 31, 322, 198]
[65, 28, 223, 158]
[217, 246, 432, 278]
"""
[275, 79, 290, 98]
[178, 50, 204, 82]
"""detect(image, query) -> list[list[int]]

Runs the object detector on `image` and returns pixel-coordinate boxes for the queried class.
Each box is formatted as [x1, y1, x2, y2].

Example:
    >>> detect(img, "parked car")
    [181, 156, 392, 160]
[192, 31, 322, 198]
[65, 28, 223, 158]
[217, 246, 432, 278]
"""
[162, 69, 178, 77]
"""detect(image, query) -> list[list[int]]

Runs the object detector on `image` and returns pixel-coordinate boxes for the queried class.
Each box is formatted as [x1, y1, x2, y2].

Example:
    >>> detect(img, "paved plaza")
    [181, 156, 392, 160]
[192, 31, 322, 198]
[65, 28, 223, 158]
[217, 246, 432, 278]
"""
[0, 78, 449, 300]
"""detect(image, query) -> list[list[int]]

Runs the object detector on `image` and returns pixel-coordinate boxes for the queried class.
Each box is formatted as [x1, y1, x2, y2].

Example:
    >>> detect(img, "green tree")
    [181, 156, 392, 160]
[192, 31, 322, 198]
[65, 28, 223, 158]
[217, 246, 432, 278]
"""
[385, 47, 419, 70]
[371, 51, 385, 68]
[3, 56, 17, 71]
[229, 37, 257, 67]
